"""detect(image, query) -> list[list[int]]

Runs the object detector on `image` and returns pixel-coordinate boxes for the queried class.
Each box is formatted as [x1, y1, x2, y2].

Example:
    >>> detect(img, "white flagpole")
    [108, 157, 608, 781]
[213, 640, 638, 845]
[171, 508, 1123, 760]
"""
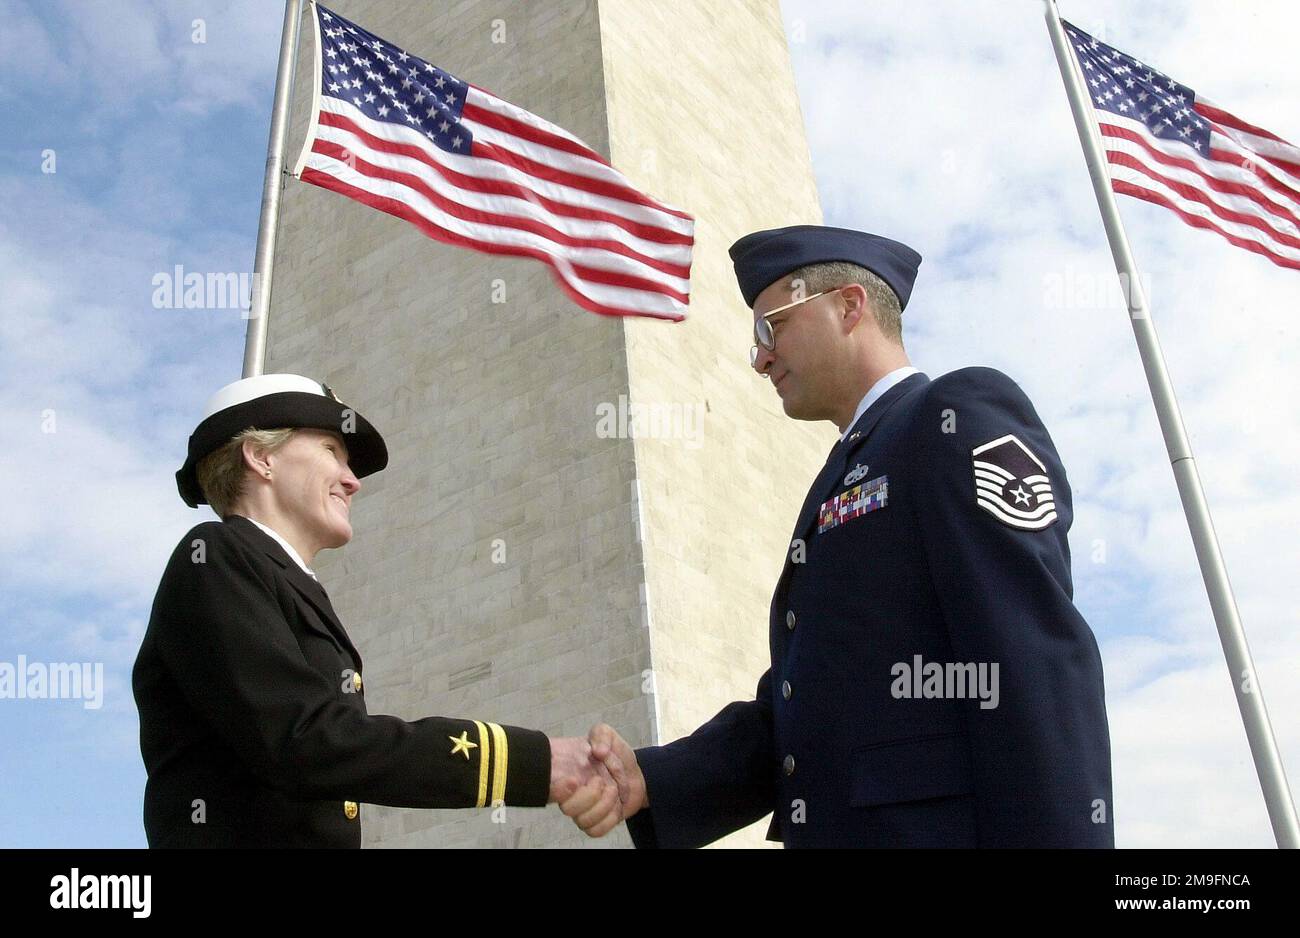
[241, 0, 307, 378]
[1043, 0, 1298, 848]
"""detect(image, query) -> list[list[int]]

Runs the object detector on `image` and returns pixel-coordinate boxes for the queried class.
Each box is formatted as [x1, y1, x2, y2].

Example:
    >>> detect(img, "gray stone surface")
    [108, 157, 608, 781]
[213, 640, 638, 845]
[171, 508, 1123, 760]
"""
[265, 0, 829, 848]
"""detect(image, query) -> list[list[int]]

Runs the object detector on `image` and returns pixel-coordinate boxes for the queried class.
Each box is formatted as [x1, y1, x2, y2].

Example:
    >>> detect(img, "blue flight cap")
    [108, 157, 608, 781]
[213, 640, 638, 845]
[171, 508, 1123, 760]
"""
[729, 224, 922, 310]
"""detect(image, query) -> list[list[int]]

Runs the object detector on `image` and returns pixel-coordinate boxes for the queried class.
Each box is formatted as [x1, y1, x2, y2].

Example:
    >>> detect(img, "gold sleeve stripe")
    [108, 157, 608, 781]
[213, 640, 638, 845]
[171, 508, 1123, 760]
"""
[488, 722, 509, 806]
[471, 720, 491, 808]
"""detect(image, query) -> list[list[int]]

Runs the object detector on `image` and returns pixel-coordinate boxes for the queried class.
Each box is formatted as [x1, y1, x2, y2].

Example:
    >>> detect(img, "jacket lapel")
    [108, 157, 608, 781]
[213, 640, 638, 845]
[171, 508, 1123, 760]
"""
[789, 372, 929, 543]
[789, 437, 847, 547]
[224, 515, 360, 661]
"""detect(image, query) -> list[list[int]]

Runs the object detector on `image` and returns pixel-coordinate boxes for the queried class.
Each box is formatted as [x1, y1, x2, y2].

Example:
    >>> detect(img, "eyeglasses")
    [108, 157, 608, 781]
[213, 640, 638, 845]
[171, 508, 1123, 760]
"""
[749, 289, 836, 368]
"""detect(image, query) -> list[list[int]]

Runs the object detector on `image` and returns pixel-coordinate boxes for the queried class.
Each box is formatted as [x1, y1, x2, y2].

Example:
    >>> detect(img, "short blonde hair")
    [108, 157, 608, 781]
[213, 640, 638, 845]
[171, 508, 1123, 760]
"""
[196, 427, 296, 518]
[786, 261, 904, 345]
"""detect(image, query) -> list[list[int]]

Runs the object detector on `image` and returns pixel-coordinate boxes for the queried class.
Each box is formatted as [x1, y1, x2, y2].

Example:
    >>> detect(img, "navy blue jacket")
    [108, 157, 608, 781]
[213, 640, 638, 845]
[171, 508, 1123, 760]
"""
[133, 515, 551, 847]
[627, 368, 1114, 848]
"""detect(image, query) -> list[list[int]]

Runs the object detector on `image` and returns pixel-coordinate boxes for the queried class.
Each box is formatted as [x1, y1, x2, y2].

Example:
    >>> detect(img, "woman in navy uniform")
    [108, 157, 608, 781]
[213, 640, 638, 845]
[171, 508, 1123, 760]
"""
[133, 374, 619, 846]
[590, 226, 1114, 848]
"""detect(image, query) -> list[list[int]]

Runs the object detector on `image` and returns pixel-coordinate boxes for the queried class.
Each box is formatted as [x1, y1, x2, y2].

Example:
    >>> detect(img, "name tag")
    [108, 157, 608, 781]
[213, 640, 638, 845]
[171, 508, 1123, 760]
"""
[818, 475, 888, 534]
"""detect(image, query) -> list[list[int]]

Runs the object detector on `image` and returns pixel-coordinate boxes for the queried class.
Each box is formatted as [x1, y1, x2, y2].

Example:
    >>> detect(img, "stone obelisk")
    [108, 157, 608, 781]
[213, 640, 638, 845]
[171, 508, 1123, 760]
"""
[267, 0, 830, 847]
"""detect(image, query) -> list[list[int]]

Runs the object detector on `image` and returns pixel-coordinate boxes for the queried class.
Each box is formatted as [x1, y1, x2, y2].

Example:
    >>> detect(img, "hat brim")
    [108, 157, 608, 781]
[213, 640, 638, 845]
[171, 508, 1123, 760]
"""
[175, 391, 388, 508]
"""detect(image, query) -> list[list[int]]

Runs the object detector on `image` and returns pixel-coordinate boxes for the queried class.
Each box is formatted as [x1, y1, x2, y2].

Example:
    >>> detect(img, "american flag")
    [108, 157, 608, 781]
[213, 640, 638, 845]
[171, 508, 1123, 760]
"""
[1064, 21, 1300, 272]
[291, 2, 693, 320]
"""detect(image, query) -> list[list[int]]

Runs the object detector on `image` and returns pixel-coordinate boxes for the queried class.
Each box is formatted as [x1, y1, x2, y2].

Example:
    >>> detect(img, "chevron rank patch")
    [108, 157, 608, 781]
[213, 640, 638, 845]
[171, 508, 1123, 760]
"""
[972, 435, 1058, 530]
[818, 475, 888, 534]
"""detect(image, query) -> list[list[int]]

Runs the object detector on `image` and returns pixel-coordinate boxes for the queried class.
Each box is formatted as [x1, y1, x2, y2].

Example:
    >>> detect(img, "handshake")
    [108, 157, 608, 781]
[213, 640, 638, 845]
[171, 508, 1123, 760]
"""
[547, 724, 648, 837]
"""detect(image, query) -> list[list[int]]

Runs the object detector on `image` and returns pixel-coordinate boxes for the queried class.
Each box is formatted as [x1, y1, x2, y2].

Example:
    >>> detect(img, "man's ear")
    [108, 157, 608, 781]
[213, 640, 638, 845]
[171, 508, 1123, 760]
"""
[839, 283, 870, 335]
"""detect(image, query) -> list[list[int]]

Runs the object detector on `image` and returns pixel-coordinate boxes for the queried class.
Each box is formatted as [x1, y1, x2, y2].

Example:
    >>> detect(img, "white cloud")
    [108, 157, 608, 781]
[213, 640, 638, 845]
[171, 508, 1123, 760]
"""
[0, 0, 282, 117]
[0, 0, 76, 99]
[0, 183, 235, 608]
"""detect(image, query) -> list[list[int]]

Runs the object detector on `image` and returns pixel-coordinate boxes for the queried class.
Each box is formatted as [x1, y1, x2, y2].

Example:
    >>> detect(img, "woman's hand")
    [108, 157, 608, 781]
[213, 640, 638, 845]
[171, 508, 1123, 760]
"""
[549, 736, 623, 837]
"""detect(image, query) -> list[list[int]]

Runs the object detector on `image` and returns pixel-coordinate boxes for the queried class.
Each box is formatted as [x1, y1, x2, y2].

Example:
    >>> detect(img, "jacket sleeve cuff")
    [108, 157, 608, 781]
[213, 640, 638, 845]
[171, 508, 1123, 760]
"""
[499, 725, 551, 807]
[626, 806, 660, 848]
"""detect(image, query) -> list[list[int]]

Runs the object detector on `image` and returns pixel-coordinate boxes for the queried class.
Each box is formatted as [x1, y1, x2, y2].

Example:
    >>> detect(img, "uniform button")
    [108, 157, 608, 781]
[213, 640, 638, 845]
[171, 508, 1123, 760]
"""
[783, 754, 795, 776]
[353, 672, 363, 693]
[343, 801, 359, 820]
[786, 610, 796, 630]
[781, 680, 792, 700]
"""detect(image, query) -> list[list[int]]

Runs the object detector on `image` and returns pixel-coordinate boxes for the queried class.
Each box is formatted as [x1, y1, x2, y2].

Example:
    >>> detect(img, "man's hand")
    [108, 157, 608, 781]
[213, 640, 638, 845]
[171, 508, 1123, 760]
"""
[588, 723, 648, 820]
[549, 736, 622, 837]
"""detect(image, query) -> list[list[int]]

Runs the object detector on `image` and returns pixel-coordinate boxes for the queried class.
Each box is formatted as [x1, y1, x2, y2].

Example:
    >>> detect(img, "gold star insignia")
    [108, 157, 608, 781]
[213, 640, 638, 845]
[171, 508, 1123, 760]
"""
[449, 730, 478, 759]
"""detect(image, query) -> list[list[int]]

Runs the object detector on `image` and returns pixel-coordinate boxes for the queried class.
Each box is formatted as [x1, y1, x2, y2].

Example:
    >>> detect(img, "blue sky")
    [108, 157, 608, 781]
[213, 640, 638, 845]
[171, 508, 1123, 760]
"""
[2, 0, 1297, 848]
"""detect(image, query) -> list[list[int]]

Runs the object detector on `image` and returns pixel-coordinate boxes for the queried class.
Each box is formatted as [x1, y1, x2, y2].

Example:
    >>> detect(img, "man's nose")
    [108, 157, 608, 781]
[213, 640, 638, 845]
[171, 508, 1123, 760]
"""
[341, 469, 361, 495]
[751, 343, 776, 376]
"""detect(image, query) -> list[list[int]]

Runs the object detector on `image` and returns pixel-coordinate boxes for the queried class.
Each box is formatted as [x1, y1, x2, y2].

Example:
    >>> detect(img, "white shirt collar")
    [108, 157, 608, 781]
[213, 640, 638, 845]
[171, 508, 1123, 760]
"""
[241, 517, 318, 580]
[840, 366, 921, 442]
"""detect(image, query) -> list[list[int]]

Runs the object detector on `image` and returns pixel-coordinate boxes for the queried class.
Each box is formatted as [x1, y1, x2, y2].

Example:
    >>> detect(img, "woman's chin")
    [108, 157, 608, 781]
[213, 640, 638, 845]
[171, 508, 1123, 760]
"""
[324, 519, 353, 548]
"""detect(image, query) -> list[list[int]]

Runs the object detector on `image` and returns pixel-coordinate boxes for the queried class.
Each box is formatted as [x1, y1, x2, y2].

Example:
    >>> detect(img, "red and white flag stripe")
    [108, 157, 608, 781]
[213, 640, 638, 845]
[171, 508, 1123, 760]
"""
[1067, 25, 1300, 271]
[292, 7, 693, 321]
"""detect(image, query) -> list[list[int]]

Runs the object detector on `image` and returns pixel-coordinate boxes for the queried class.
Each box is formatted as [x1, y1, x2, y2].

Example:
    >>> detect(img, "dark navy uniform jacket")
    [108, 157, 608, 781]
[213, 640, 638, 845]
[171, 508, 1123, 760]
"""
[626, 368, 1114, 848]
[133, 515, 550, 847]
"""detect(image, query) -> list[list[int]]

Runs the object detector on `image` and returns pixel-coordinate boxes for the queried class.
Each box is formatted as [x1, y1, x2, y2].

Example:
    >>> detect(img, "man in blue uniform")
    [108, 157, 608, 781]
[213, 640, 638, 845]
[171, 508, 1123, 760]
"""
[590, 224, 1114, 847]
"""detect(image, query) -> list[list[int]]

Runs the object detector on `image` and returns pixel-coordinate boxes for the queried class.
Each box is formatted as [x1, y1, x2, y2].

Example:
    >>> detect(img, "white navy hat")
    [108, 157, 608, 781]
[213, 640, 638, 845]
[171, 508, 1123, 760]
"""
[175, 373, 388, 508]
